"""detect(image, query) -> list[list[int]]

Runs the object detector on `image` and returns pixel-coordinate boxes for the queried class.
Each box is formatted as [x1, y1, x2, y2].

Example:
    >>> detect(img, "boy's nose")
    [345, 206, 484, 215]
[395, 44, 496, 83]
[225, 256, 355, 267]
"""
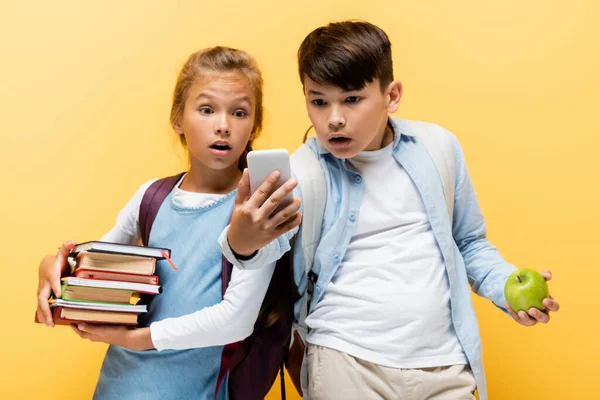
[328, 107, 346, 128]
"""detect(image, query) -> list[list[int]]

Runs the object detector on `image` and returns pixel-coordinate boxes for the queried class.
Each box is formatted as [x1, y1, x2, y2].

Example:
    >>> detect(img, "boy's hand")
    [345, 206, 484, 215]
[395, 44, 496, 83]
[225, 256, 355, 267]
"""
[36, 240, 77, 327]
[71, 324, 154, 351]
[505, 270, 560, 326]
[228, 169, 302, 256]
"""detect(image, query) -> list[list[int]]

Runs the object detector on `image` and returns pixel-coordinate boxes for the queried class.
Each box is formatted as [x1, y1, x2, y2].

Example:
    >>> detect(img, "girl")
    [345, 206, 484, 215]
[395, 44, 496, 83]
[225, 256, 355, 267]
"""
[36, 47, 301, 399]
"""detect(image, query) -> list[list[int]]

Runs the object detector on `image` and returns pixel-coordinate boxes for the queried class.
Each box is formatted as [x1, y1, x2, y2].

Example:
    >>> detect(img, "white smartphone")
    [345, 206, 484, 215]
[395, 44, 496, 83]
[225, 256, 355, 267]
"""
[247, 149, 294, 209]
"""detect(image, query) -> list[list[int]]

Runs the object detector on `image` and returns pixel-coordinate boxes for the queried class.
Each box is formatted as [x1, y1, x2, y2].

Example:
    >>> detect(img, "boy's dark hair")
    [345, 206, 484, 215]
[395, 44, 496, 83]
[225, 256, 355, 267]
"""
[298, 20, 393, 91]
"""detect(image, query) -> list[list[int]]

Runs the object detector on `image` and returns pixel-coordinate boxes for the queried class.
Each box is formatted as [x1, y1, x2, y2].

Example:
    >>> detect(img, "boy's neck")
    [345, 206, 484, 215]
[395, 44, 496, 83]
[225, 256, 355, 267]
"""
[364, 119, 395, 152]
[380, 123, 395, 148]
[181, 161, 241, 194]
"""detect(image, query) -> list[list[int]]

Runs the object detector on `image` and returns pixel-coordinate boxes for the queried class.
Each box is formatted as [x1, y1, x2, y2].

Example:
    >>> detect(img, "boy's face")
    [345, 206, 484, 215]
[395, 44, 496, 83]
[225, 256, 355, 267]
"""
[303, 75, 401, 159]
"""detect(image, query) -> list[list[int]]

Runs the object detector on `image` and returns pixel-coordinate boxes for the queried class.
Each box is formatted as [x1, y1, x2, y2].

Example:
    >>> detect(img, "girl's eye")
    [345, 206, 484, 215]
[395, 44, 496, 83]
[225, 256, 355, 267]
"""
[346, 96, 361, 104]
[313, 99, 326, 106]
[233, 110, 248, 118]
[199, 107, 213, 114]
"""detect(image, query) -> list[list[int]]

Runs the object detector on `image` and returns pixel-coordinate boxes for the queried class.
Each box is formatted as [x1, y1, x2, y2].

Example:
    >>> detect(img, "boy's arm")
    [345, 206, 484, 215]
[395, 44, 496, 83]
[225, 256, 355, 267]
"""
[450, 134, 516, 311]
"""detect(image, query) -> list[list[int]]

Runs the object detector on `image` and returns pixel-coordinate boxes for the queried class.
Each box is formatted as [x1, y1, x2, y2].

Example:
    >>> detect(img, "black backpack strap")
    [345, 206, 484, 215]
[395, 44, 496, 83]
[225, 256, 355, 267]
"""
[139, 173, 186, 246]
[280, 362, 286, 400]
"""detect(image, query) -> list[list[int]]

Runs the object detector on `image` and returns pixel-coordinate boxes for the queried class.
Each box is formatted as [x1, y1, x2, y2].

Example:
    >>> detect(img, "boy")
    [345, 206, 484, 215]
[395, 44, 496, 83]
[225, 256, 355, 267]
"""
[222, 21, 560, 400]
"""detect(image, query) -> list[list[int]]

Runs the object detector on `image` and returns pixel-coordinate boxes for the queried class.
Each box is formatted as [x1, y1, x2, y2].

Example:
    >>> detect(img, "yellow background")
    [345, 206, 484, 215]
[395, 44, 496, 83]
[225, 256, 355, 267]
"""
[1, 0, 598, 398]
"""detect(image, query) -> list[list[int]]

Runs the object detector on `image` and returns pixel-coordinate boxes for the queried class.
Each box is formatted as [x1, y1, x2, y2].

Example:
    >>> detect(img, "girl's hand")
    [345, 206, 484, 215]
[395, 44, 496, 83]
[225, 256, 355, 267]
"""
[228, 169, 302, 256]
[36, 240, 77, 327]
[71, 324, 155, 351]
[505, 270, 560, 326]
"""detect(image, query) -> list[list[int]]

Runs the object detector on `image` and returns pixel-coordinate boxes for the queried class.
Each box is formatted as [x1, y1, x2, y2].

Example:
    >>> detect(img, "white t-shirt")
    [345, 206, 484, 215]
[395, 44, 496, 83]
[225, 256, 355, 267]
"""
[306, 144, 467, 368]
[100, 176, 276, 351]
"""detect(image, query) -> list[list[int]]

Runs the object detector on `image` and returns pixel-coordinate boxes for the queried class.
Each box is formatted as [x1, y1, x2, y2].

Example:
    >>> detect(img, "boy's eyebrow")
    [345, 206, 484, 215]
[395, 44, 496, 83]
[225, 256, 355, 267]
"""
[307, 88, 361, 95]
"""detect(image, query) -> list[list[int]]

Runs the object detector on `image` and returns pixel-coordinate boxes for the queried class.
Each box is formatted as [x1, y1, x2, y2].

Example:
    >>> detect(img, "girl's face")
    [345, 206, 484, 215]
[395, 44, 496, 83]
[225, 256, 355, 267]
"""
[174, 71, 256, 172]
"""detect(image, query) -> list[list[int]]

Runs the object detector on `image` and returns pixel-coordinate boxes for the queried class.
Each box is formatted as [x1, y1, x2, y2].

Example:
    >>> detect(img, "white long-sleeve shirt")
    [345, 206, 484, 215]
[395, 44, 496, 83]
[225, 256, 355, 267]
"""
[100, 177, 276, 351]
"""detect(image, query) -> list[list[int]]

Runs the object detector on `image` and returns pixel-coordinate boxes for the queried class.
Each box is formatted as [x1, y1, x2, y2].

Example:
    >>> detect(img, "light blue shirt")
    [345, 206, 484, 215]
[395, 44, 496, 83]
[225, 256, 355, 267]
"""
[223, 117, 516, 400]
[95, 190, 235, 400]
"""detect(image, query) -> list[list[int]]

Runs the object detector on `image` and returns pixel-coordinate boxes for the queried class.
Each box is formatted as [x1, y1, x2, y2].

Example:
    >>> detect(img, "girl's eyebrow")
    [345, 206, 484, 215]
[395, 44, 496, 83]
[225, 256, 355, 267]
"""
[194, 92, 252, 104]
[235, 95, 252, 105]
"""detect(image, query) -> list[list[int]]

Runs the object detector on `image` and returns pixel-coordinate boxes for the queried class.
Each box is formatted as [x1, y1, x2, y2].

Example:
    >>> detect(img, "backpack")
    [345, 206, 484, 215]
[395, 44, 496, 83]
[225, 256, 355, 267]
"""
[139, 173, 296, 400]
[285, 117, 458, 397]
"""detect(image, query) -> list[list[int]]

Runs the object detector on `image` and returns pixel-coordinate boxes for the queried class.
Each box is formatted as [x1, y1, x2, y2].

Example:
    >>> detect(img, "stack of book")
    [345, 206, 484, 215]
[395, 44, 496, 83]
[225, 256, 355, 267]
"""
[44, 241, 170, 326]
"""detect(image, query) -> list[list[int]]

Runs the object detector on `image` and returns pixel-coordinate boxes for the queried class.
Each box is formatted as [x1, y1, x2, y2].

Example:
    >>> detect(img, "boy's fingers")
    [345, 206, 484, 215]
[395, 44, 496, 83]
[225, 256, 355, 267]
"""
[505, 303, 519, 320]
[540, 270, 552, 281]
[235, 169, 251, 205]
[528, 308, 549, 323]
[249, 171, 281, 208]
[517, 310, 536, 326]
[543, 297, 560, 312]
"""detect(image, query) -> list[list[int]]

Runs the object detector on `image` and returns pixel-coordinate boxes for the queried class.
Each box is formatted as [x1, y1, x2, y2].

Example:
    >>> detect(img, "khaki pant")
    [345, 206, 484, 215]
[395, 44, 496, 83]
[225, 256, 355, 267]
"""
[307, 344, 476, 400]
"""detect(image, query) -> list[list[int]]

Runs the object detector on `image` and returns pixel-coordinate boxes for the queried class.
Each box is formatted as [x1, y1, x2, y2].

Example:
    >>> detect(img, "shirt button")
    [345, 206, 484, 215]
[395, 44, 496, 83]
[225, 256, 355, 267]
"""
[316, 286, 322, 294]
[334, 254, 340, 262]
[349, 214, 356, 222]
[354, 175, 362, 183]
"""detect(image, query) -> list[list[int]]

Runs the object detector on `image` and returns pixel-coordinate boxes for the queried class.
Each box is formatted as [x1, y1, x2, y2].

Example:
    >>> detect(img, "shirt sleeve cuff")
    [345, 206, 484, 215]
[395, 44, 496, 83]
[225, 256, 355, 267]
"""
[149, 320, 169, 351]
[218, 225, 272, 270]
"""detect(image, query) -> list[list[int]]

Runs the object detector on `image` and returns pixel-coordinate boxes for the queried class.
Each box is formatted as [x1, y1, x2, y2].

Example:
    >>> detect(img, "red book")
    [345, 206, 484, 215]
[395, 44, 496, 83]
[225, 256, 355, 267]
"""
[74, 268, 159, 285]
[35, 307, 139, 326]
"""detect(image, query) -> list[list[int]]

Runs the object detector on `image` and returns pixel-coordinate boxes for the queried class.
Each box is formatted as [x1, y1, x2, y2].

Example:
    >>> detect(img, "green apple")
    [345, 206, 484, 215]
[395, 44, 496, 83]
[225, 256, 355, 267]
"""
[504, 268, 549, 312]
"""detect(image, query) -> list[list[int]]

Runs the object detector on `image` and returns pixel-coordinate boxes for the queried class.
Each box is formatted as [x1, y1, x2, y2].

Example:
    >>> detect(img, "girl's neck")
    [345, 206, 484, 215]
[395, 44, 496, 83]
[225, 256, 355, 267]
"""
[180, 160, 242, 194]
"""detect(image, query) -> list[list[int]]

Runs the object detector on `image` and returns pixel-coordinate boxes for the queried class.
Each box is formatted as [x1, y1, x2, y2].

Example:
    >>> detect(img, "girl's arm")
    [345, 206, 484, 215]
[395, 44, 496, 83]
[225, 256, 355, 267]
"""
[149, 262, 275, 349]
[72, 260, 276, 350]
[36, 180, 155, 327]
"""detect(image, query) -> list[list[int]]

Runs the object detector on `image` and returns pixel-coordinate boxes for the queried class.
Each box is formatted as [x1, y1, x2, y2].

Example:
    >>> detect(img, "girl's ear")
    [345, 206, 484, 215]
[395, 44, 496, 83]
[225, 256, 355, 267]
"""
[386, 80, 403, 114]
[172, 117, 184, 135]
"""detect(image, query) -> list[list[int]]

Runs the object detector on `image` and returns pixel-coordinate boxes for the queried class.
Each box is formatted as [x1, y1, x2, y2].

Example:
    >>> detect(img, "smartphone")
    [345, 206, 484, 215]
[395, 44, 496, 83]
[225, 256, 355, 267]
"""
[247, 149, 294, 209]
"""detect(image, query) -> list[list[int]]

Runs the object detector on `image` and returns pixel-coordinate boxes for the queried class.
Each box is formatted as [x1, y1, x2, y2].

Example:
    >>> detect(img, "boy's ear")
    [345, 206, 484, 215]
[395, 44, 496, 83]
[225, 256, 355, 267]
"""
[386, 80, 403, 113]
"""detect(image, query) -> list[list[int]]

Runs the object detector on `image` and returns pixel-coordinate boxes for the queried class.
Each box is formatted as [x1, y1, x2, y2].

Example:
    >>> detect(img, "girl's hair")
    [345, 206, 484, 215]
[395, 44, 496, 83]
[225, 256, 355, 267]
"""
[170, 46, 264, 170]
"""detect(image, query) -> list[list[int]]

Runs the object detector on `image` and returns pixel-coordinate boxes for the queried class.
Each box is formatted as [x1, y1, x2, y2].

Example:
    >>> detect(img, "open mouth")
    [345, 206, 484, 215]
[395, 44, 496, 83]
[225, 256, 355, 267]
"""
[210, 143, 231, 151]
[209, 142, 232, 156]
[328, 136, 352, 147]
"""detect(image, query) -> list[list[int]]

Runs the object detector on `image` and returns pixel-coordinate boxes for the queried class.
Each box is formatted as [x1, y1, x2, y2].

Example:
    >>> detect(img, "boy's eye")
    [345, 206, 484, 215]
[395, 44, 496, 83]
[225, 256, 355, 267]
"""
[233, 110, 248, 118]
[312, 99, 326, 106]
[346, 96, 361, 104]
[199, 107, 213, 115]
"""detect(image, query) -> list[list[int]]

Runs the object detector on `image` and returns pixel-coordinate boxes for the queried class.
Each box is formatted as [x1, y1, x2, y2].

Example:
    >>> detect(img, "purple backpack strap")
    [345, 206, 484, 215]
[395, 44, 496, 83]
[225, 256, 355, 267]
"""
[139, 173, 186, 246]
